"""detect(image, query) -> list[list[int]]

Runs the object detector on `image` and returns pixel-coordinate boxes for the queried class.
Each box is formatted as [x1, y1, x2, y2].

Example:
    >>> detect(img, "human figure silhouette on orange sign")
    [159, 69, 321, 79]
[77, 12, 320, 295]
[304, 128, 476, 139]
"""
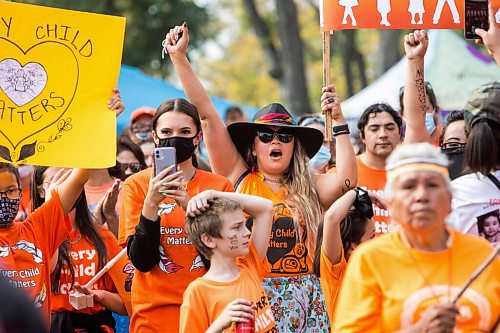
[378, 0, 391, 26]
[339, 0, 358, 26]
[409, 0, 425, 24]
[433, 0, 460, 24]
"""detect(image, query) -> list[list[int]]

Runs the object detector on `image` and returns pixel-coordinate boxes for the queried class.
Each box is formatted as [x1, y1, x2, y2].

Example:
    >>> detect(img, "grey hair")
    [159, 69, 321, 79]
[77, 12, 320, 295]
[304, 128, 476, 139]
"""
[384, 143, 451, 200]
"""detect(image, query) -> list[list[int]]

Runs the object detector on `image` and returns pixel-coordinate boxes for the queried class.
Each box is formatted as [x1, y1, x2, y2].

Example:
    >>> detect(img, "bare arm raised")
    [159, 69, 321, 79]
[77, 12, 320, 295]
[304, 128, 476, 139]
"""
[403, 30, 431, 144]
[165, 24, 247, 184]
[322, 190, 357, 265]
[186, 190, 273, 260]
[315, 85, 358, 209]
[45, 168, 91, 217]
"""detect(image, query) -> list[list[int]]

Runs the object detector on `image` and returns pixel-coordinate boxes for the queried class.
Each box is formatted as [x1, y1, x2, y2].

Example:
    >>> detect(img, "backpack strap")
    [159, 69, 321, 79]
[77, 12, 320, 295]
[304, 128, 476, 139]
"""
[486, 173, 500, 191]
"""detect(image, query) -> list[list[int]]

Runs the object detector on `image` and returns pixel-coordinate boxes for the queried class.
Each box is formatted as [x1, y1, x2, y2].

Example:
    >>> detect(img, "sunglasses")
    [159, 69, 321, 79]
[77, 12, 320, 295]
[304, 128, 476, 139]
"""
[118, 162, 143, 173]
[442, 141, 466, 150]
[256, 128, 294, 144]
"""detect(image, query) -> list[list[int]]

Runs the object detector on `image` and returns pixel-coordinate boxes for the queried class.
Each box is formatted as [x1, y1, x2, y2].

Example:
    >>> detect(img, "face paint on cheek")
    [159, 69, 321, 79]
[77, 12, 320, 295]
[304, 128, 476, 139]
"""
[228, 234, 238, 250]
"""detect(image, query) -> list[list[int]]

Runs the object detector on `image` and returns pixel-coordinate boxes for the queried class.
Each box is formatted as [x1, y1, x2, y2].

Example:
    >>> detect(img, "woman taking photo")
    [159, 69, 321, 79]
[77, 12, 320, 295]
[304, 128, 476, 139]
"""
[120, 98, 234, 333]
[165, 23, 357, 331]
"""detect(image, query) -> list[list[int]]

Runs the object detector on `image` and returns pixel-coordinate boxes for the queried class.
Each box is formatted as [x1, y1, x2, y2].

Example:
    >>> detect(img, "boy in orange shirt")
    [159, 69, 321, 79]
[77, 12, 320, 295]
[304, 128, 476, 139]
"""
[180, 190, 277, 333]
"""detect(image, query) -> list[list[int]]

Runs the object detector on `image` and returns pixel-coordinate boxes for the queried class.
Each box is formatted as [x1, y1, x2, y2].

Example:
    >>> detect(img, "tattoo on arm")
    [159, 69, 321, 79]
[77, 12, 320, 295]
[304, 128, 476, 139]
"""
[415, 69, 427, 117]
[342, 179, 352, 194]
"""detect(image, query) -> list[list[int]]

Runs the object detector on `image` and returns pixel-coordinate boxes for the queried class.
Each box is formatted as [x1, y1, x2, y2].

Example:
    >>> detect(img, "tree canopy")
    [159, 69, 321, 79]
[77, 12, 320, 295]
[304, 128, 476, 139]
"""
[17, 0, 212, 77]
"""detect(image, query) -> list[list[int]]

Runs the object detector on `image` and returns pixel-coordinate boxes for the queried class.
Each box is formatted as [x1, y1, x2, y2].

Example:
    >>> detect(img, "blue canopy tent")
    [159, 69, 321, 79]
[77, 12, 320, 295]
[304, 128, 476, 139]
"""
[116, 65, 258, 135]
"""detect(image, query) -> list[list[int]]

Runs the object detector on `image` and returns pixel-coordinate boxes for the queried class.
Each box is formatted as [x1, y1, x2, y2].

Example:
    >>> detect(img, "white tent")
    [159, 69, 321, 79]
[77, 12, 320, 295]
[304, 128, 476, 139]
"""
[341, 30, 500, 117]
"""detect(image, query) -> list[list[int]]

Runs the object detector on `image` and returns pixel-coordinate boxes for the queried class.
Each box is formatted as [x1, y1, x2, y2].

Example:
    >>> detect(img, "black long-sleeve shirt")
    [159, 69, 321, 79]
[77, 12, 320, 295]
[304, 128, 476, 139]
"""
[127, 214, 160, 272]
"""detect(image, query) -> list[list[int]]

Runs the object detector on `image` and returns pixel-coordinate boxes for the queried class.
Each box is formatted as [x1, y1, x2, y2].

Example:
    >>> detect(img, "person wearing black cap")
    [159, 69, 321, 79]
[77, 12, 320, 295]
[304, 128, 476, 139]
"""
[448, 81, 500, 246]
[164, 23, 358, 331]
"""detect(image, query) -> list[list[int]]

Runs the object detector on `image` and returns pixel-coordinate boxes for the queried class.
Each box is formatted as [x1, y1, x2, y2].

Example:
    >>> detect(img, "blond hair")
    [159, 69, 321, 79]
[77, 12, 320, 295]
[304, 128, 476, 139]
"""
[283, 142, 322, 260]
[185, 198, 241, 259]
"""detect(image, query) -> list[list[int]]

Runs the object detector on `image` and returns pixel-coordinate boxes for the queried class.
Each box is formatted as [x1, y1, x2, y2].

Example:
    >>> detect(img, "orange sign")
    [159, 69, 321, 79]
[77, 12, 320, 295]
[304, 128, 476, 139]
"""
[320, 0, 465, 30]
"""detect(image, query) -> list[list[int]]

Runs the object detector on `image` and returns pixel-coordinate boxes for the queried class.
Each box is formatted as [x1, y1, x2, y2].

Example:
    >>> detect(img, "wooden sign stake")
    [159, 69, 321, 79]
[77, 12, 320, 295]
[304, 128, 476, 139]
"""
[323, 30, 333, 142]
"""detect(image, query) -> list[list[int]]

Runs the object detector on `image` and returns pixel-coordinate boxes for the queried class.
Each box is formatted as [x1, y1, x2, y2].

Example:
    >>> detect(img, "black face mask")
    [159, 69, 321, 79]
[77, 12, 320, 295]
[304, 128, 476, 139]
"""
[441, 146, 465, 180]
[157, 134, 197, 163]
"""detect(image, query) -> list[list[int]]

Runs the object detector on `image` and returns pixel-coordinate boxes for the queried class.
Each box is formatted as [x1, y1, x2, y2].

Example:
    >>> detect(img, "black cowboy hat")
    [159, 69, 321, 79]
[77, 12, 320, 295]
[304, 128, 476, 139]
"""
[227, 103, 324, 159]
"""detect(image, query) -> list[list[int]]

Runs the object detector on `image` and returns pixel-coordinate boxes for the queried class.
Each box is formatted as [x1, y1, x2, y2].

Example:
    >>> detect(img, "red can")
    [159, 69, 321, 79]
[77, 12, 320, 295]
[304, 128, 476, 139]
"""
[235, 317, 255, 333]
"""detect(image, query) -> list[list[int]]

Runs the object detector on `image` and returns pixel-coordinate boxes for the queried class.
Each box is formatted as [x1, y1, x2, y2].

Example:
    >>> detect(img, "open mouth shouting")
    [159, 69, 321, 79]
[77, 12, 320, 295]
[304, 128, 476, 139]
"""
[270, 149, 283, 160]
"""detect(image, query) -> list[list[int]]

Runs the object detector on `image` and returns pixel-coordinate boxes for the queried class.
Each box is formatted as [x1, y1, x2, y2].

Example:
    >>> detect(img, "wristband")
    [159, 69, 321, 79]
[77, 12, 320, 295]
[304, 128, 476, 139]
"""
[332, 124, 350, 137]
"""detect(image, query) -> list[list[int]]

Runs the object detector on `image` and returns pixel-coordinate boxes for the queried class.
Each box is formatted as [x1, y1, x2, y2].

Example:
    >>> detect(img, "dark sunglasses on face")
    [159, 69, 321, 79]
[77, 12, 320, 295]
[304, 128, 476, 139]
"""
[256, 128, 295, 144]
[118, 162, 143, 173]
[442, 141, 466, 150]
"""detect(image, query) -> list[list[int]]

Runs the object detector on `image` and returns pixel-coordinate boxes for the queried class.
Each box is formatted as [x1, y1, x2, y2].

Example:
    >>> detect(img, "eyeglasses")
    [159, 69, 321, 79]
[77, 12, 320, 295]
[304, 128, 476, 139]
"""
[118, 162, 143, 173]
[0, 188, 21, 199]
[442, 141, 466, 150]
[256, 128, 294, 144]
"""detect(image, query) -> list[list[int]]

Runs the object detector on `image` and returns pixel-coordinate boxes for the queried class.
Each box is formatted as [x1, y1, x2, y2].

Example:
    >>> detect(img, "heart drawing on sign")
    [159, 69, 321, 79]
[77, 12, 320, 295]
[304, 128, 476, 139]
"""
[0, 38, 79, 162]
[0, 59, 47, 107]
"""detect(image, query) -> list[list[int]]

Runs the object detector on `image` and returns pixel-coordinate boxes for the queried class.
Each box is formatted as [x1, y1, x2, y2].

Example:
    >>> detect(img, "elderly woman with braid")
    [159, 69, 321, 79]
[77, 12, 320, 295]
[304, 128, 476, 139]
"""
[333, 143, 499, 332]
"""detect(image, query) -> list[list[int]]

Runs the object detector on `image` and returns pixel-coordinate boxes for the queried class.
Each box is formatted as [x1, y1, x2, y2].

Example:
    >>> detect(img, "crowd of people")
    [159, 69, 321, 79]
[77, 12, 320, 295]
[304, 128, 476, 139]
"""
[0, 7, 499, 333]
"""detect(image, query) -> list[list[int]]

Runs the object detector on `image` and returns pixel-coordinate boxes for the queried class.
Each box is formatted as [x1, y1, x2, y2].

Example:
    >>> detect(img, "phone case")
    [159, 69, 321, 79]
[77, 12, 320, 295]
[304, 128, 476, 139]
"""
[154, 147, 177, 176]
[464, 0, 489, 40]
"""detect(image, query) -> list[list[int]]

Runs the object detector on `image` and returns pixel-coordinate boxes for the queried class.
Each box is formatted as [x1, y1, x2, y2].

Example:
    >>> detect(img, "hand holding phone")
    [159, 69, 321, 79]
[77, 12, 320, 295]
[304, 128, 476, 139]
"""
[474, 2, 500, 64]
[154, 147, 177, 177]
[465, 0, 489, 40]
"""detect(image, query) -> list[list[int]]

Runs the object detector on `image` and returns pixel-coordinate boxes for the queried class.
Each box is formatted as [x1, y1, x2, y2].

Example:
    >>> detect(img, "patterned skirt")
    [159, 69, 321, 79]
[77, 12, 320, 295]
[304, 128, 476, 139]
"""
[263, 274, 330, 332]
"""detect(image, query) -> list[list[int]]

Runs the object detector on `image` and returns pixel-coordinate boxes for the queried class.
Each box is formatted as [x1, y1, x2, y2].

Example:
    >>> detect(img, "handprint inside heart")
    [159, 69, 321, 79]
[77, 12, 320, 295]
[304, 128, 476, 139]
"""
[0, 59, 47, 107]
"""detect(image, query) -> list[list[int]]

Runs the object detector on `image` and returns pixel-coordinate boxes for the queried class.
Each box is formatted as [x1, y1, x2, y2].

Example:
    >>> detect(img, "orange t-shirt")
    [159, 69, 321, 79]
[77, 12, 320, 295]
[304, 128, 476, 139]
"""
[0, 191, 69, 325]
[356, 155, 392, 235]
[51, 227, 122, 314]
[319, 248, 347, 325]
[238, 172, 313, 277]
[120, 168, 234, 333]
[179, 244, 277, 333]
[84, 180, 121, 220]
[333, 231, 500, 332]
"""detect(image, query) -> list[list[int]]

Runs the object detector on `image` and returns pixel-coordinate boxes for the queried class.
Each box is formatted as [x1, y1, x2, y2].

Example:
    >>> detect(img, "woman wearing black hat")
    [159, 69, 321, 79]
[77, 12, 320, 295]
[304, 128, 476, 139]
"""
[164, 23, 358, 331]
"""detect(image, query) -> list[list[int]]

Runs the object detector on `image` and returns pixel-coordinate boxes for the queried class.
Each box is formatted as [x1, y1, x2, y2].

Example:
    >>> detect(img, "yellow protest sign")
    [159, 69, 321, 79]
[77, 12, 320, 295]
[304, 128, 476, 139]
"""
[0, 1, 125, 167]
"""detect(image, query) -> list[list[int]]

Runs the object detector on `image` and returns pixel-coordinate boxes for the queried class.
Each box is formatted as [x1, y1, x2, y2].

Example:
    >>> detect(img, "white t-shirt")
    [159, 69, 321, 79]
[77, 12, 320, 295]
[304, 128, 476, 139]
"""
[448, 170, 500, 246]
